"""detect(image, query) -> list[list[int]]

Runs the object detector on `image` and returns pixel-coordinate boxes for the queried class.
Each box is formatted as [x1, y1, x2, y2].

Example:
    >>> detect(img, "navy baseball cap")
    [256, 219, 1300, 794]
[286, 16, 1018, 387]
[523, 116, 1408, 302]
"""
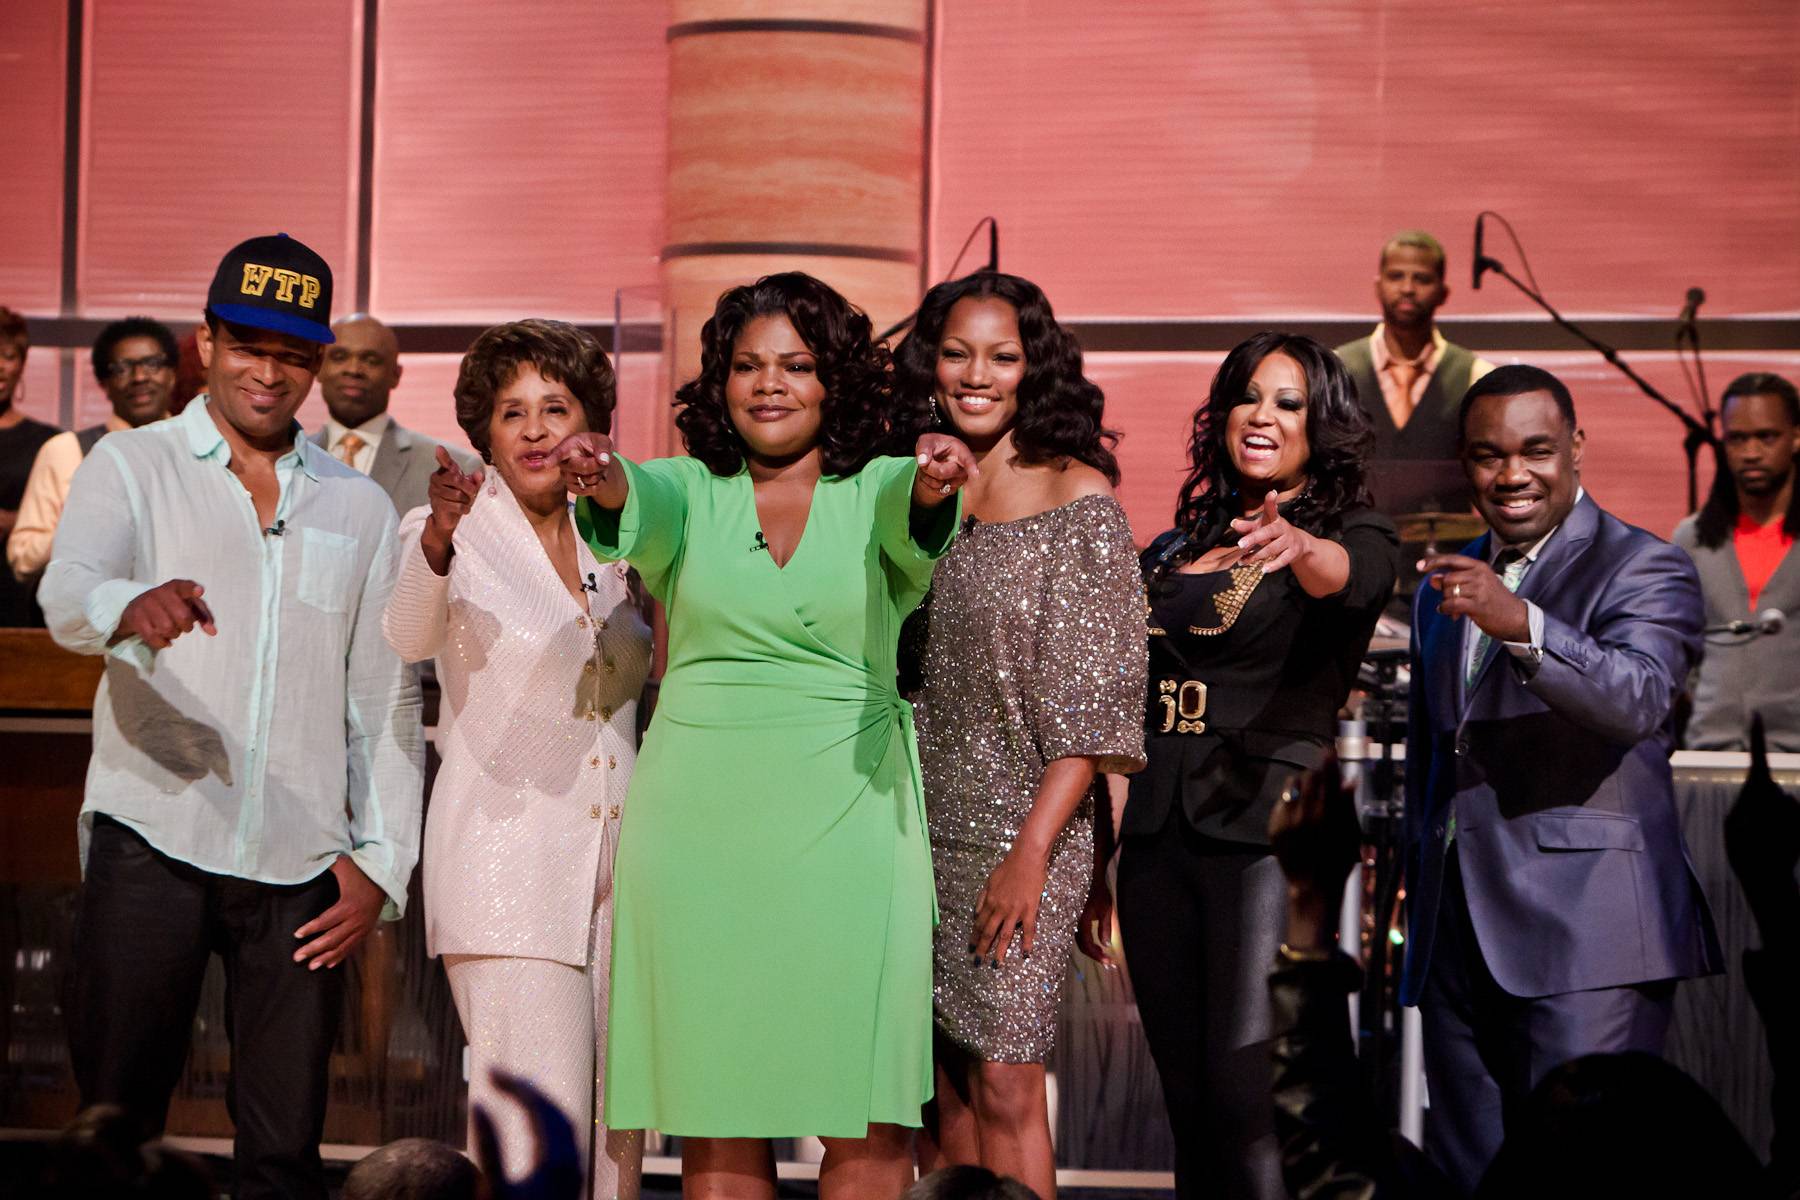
[206, 233, 335, 344]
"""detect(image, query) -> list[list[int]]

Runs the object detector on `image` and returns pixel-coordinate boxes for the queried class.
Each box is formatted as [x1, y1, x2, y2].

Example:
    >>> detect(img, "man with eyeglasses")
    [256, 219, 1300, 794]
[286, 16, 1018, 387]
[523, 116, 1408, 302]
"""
[9, 317, 179, 584]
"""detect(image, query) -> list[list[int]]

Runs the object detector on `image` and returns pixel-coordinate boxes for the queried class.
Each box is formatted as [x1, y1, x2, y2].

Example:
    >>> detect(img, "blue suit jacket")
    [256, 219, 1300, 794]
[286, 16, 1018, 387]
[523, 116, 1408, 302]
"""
[1400, 493, 1722, 1004]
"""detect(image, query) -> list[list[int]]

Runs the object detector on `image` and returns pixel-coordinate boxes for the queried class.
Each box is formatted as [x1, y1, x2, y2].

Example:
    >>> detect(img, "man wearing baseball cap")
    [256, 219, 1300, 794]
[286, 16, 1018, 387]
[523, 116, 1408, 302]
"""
[40, 233, 423, 1200]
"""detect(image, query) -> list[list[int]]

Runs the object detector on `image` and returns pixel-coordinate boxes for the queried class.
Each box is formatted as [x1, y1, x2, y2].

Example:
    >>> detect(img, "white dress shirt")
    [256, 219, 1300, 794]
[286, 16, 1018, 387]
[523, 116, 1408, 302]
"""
[1461, 488, 1585, 684]
[38, 396, 424, 912]
[383, 477, 652, 966]
[324, 412, 391, 475]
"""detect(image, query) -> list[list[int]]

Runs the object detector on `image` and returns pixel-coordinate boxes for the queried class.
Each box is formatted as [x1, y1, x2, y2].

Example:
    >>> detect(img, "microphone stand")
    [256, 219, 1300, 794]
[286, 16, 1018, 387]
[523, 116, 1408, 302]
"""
[1475, 255, 1717, 513]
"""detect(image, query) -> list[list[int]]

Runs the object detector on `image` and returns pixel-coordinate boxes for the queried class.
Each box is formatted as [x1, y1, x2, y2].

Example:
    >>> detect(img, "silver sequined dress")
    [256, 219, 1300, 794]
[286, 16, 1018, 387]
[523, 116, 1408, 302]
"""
[911, 493, 1148, 1062]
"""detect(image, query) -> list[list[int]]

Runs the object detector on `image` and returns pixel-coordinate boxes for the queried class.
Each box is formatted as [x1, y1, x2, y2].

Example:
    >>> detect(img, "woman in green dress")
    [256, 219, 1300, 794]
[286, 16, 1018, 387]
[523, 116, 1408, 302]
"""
[554, 273, 976, 1200]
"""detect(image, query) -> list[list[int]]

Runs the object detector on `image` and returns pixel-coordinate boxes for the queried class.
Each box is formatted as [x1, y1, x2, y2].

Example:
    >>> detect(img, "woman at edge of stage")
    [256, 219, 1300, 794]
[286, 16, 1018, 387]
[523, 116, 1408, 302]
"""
[382, 320, 654, 1199]
[893, 271, 1147, 1200]
[553, 272, 976, 1200]
[1117, 331, 1397, 1200]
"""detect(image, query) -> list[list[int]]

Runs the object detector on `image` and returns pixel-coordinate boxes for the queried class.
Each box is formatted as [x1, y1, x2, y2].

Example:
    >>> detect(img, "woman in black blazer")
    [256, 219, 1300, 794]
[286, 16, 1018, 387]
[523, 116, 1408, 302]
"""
[1113, 332, 1398, 1200]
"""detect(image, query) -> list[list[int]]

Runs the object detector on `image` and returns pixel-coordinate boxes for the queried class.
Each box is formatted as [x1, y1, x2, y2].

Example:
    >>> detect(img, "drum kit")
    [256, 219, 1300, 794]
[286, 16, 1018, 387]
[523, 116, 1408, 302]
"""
[1347, 508, 1486, 1115]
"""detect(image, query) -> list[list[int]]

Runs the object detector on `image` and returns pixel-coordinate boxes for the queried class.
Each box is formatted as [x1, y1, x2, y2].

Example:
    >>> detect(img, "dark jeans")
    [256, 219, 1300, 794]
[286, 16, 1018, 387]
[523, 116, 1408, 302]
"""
[1117, 809, 1286, 1200]
[1421, 848, 1676, 1196]
[69, 815, 343, 1200]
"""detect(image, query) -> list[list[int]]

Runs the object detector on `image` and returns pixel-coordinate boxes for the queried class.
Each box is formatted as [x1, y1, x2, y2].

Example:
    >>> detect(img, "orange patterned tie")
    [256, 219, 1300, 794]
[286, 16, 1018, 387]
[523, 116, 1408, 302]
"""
[335, 431, 365, 467]
[1386, 358, 1422, 429]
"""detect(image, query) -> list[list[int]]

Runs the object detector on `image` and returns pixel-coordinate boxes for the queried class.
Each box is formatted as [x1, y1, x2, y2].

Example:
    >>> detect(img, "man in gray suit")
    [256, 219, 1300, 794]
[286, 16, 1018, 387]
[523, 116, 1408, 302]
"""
[312, 313, 479, 513]
[1403, 364, 1722, 1193]
[1675, 372, 1800, 750]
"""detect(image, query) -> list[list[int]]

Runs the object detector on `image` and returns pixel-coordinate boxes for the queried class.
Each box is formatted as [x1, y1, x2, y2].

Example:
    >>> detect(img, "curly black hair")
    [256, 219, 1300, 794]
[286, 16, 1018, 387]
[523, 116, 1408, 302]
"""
[1163, 331, 1373, 570]
[674, 272, 895, 477]
[892, 271, 1120, 483]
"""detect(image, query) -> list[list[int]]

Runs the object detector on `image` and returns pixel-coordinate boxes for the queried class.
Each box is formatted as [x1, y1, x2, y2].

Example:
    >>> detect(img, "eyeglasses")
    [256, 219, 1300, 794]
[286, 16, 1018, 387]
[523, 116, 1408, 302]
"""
[104, 355, 173, 380]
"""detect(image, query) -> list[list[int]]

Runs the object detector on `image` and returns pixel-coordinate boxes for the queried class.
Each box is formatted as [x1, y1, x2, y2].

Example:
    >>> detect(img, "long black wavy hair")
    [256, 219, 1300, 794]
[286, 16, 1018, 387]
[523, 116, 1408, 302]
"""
[674, 272, 895, 477]
[892, 271, 1120, 483]
[1160, 331, 1373, 572]
[1692, 372, 1800, 548]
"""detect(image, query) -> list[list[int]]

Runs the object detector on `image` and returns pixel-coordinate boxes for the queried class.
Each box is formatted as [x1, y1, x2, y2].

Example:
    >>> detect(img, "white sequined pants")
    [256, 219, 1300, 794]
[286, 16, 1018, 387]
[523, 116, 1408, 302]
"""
[445, 895, 641, 1200]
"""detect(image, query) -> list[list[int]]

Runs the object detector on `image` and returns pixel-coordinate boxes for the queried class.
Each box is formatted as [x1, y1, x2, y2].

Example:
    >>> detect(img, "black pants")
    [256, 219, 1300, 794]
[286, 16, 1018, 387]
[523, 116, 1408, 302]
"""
[69, 816, 343, 1200]
[1117, 809, 1286, 1200]
[1421, 849, 1675, 1197]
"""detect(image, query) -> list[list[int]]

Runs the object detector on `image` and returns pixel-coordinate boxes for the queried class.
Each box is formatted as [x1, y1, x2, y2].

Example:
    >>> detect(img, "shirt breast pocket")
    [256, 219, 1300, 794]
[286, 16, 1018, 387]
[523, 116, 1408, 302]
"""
[297, 528, 360, 614]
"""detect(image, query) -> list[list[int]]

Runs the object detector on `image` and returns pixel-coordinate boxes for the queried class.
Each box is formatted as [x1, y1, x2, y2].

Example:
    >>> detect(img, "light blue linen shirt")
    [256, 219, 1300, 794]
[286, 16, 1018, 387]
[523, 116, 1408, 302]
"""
[39, 395, 423, 915]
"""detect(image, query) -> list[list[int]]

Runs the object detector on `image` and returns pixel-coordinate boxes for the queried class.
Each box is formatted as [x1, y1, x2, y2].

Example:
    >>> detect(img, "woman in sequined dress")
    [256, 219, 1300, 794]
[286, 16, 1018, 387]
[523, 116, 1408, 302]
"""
[382, 321, 653, 1200]
[1118, 332, 1397, 1200]
[897, 273, 1148, 1200]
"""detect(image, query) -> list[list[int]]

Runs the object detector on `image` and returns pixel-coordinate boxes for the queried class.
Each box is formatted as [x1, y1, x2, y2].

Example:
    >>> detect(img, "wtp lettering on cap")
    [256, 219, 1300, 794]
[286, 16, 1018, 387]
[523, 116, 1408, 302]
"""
[239, 264, 323, 310]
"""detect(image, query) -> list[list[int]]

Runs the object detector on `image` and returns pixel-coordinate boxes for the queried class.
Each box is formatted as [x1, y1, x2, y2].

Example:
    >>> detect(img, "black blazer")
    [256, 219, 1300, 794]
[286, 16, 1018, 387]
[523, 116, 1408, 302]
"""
[1125, 505, 1398, 845]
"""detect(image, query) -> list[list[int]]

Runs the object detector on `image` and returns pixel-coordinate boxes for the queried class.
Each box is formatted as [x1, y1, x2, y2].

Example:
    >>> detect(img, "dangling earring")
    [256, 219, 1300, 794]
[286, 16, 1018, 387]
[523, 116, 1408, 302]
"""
[928, 394, 941, 426]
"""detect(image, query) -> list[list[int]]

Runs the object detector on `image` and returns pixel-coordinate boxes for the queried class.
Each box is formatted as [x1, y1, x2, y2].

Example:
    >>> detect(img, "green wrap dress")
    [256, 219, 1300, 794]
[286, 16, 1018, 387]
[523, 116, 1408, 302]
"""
[576, 453, 956, 1137]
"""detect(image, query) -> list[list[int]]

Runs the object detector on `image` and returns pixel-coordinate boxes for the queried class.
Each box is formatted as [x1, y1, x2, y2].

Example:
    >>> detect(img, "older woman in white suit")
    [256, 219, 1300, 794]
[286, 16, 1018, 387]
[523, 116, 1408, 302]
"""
[383, 320, 652, 1199]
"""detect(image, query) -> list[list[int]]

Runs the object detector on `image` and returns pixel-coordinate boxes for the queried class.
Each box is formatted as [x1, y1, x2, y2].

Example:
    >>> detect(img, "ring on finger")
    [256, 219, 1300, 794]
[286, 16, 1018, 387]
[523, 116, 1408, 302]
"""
[1452, 583, 1462, 598]
[938, 481, 953, 495]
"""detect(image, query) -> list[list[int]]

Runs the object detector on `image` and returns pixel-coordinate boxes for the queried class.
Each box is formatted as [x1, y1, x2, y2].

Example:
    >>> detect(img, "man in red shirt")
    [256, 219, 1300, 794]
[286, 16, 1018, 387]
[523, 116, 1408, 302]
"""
[1675, 372, 1800, 749]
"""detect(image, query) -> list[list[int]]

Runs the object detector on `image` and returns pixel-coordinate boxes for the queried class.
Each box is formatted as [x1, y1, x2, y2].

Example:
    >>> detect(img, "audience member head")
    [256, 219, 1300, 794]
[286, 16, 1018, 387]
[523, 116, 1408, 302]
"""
[1474, 1052, 1769, 1199]
[893, 270, 1118, 482]
[198, 234, 335, 451]
[343, 1137, 479, 1200]
[320, 313, 405, 429]
[35, 1104, 213, 1200]
[901, 1164, 1041, 1200]
[92, 316, 179, 428]
[1374, 230, 1450, 334]
[1694, 371, 1800, 547]
[1456, 364, 1582, 547]
[455, 319, 614, 505]
[1169, 331, 1373, 567]
[0, 304, 27, 413]
[675, 271, 893, 477]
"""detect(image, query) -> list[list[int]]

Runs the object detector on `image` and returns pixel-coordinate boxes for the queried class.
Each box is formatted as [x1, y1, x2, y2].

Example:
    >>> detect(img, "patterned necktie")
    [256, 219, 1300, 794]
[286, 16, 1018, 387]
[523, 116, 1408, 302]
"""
[1465, 548, 1530, 689]
[1386, 357, 1423, 429]
[335, 431, 366, 468]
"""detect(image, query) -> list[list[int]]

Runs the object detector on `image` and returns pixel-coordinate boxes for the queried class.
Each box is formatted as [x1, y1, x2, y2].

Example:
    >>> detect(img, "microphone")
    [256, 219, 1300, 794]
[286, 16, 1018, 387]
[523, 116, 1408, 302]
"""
[752, 531, 768, 553]
[1678, 286, 1705, 326]
[263, 519, 286, 537]
[1705, 608, 1785, 637]
[1472, 213, 1489, 290]
[583, 572, 598, 594]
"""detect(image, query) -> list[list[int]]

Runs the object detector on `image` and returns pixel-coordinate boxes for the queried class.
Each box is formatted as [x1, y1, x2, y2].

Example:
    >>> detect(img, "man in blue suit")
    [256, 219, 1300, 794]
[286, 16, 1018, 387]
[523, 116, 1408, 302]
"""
[1401, 364, 1722, 1193]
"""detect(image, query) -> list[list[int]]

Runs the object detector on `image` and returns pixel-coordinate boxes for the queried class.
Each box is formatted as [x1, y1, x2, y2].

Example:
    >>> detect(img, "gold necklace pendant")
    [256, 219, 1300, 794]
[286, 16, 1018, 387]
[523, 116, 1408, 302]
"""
[1187, 563, 1263, 635]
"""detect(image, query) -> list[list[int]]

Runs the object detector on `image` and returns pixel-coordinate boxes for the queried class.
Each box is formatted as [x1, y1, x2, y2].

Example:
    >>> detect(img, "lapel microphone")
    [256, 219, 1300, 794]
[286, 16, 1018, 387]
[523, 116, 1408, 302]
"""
[752, 531, 768, 553]
[583, 572, 599, 594]
[263, 520, 286, 537]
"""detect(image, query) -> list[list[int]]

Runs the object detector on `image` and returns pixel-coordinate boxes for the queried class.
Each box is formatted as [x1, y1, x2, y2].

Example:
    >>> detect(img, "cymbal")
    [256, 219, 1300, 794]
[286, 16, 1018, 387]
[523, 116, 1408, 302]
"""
[1395, 511, 1488, 543]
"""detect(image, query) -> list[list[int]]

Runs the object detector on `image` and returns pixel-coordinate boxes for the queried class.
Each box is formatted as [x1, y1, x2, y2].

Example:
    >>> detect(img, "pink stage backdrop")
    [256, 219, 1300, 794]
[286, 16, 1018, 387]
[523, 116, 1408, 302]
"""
[368, 0, 667, 322]
[932, 0, 1800, 319]
[0, 0, 67, 316]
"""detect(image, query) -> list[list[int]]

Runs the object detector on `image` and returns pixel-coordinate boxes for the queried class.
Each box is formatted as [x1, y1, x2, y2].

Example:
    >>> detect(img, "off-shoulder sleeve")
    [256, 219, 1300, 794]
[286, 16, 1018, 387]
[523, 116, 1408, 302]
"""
[869, 455, 960, 608]
[1028, 497, 1149, 774]
[1328, 507, 1400, 616]
[574, 455, 694, 603]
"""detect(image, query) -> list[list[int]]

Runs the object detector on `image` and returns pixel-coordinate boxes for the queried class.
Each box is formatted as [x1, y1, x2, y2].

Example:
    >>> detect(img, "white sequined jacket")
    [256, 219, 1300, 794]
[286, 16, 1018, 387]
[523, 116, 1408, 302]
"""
[384, 475, 652, 965]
